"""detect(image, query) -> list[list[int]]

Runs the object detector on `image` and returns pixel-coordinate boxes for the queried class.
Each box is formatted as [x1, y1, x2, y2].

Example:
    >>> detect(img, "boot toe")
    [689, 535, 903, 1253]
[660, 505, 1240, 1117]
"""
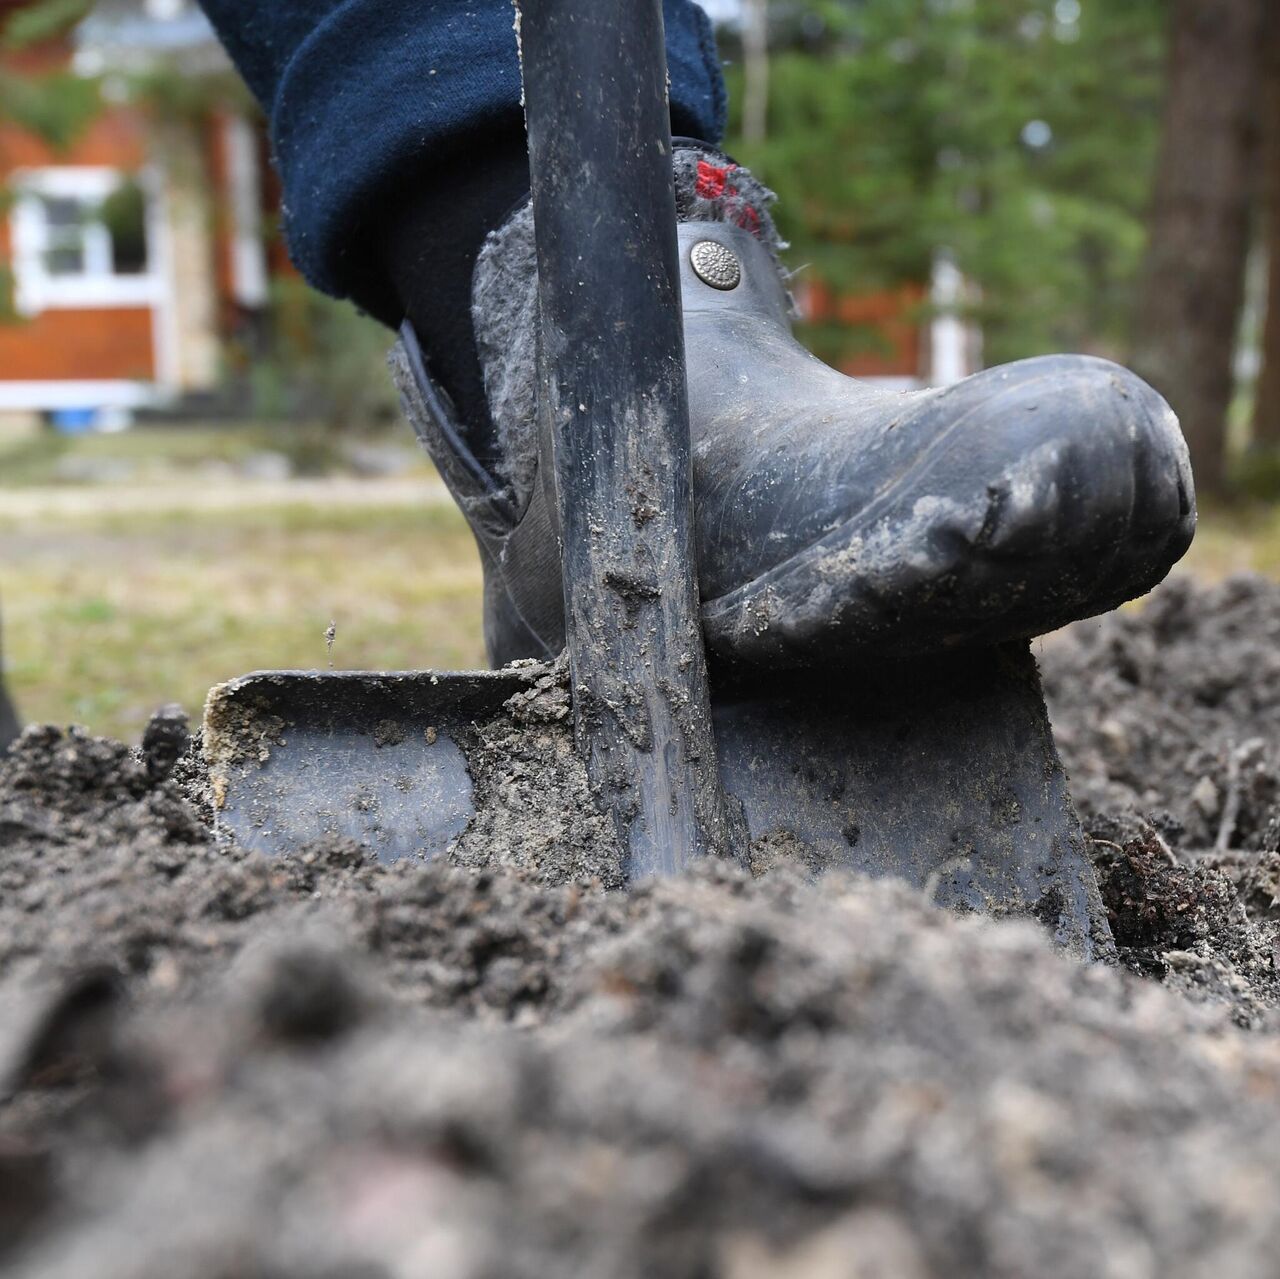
[956, 354, 1192, 604]
[929, 355, 1194, 607]
[702, 354, 1196, 668]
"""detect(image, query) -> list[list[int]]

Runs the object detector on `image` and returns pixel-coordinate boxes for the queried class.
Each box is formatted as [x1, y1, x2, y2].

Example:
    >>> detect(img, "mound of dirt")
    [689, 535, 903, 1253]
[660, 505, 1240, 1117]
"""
[1042, 574, 1280, 1006]
[1043, 574, 1280, 854]
[3, 574, 1280, 1278]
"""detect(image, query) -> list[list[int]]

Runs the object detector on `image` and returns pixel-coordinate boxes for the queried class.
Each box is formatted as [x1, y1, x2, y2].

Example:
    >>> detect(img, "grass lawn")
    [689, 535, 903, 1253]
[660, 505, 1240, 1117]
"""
[1, 492, 486, 743]
[4, 454, 1280, 744]
[0, 421, 432, 487]
[1181, 501, 1280, 579]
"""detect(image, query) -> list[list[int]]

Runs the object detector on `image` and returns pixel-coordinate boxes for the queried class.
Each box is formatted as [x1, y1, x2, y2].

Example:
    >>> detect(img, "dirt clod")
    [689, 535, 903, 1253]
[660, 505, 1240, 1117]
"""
[141, 704, 190, 782]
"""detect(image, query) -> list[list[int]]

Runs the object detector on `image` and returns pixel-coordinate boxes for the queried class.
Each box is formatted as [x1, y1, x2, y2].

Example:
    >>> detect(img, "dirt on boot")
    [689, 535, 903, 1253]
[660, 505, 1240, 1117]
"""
[2, 574, 1280, 1278]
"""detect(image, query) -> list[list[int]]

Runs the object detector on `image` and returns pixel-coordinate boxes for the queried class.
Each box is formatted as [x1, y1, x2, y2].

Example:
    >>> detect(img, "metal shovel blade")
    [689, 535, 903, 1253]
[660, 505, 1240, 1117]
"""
[204, 667, 529, 865]
[204, 641, 1110, 959]
[713, 643, 1111, 957]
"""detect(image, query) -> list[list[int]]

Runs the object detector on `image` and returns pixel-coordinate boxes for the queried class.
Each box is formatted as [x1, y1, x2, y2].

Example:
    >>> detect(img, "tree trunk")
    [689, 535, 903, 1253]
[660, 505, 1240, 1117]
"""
[1252, 3, 1280, 448]
[741, 0, 769, 145]
[1131, 0, 1266, 495]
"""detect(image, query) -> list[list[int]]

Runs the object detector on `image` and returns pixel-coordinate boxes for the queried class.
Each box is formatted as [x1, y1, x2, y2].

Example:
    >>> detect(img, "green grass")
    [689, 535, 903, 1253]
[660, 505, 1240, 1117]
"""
[0, 497, 486, 743]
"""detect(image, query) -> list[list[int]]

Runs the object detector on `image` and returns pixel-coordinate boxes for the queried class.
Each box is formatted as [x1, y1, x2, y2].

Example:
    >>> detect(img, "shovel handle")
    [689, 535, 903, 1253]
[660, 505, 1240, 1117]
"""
[517, 0, 729, 875]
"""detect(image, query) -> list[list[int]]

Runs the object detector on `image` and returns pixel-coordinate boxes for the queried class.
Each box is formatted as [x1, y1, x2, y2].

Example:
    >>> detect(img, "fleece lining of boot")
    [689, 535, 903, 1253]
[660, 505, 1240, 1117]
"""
[472, 142, 788, 508]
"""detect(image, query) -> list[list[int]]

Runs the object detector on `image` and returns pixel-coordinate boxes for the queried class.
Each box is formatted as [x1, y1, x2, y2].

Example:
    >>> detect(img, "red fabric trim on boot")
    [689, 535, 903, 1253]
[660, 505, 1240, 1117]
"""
[695, 159, 735, 199]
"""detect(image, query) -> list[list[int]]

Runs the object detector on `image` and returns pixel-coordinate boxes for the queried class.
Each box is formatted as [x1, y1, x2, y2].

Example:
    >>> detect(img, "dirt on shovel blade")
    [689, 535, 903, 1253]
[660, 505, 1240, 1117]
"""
[3, 574, 1280, 1279]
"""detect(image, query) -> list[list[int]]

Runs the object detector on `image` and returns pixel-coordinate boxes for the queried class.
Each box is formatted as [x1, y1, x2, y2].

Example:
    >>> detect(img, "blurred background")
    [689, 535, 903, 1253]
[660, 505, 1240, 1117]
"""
[0, 0, 1276, 742]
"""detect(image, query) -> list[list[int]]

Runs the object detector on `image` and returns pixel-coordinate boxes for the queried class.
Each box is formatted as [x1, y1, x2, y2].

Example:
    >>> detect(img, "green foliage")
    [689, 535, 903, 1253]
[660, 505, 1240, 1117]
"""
[245, 279, 401, 434]
[0, 67, 99, 150]
[721, 0, 1168, 366]
[1, 0, 92, 50]
[127, 64, 255, 125]
[0, 0, 101, 152]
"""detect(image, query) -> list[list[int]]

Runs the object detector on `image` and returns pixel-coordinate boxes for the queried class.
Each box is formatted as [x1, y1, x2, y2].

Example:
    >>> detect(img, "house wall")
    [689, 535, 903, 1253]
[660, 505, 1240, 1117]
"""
[798, 278, 927, 388]
[149, 117, 221, 393]
[0, 105, 163, 407]
[0, 14, 254, 412]
[0, 307, 153, 379]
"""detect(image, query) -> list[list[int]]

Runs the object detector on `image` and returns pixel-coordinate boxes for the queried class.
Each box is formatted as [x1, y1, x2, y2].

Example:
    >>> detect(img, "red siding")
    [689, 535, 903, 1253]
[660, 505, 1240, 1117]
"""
[0, 307, 154, 380]
[0, 109, 148, 172]
[803, 279, 925, 379]
[0, 79, 156, 386]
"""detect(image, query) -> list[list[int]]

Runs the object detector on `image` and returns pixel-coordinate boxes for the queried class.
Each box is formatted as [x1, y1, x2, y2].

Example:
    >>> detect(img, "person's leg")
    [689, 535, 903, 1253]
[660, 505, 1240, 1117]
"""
[197, 0, 725, 462]
[201, 0, 1196, 674]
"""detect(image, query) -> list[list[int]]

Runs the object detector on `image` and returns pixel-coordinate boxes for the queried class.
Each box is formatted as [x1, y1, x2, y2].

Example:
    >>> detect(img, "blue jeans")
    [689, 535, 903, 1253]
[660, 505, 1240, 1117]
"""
[198, 1, 726, 305]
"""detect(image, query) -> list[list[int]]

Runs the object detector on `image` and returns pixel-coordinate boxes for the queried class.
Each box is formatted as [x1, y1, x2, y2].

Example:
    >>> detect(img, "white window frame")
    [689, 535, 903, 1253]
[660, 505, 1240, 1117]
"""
[9, 166, 164, 314]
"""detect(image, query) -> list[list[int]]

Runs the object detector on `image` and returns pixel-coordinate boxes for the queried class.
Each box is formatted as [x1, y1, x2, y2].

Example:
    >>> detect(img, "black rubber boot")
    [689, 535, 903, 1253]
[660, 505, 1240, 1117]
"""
[393, 143, 1196, 671]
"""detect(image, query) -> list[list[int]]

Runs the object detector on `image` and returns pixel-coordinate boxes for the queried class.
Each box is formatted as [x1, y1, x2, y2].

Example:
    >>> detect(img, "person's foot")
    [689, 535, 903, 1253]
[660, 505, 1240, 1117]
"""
[393, 143, 1195, 670]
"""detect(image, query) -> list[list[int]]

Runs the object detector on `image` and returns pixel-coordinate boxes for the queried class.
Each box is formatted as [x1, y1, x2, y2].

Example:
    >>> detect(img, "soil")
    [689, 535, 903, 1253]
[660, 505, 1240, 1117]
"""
[1043, 575, 1280, 855]
[1043, 574, 1280, 1009]
[448, 660, 626, 890]
[3, 574, 1280, 1278]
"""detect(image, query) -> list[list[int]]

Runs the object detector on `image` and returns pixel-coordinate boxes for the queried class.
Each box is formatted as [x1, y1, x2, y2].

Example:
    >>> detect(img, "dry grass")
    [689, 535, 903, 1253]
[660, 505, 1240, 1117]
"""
[1179, 501, 1280, 580]
[1, 489, 486, 743]
[3, 469, 1279, 746]
[0, 421, 433, 487]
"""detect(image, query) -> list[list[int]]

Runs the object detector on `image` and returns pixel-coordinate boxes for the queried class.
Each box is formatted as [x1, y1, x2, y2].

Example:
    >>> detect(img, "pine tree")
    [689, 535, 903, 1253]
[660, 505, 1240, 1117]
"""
[720, 0, 1168, 367]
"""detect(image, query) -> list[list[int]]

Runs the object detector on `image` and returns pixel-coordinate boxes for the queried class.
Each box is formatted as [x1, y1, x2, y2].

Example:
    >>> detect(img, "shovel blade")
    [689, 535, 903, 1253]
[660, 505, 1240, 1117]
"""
[205, 643, 1109, 958]
[714, 643, 1110, 957]
[204, 668, 528, 865]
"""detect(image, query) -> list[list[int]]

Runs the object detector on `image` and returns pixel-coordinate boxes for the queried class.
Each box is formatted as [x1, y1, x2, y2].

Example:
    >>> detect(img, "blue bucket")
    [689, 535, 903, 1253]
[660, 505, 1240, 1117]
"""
[50, 408, 99, 436]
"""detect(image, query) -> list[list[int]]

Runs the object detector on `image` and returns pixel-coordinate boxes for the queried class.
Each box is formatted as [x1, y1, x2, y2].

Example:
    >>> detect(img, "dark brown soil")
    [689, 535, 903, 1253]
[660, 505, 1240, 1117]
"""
[3, 575, 1280, 1278]
[1043, 574, 1280, 1005]
[1044, 574, 1280, 854]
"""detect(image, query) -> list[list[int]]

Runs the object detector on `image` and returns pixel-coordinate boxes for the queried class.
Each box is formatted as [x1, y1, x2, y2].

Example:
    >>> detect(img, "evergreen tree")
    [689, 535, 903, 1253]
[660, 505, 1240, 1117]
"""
[0, 1, 99, 151]
[720, 0, 1167, 368]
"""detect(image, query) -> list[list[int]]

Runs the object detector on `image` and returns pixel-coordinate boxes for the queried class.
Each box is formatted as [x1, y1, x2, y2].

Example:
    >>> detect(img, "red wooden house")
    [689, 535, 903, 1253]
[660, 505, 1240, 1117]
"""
[0, 0, 274, 419]
[0, 1, 977, 424]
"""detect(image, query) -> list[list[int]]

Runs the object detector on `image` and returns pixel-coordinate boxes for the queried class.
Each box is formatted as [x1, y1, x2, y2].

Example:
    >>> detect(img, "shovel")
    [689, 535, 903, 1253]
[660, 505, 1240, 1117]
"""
[204, 0, 1112, 958]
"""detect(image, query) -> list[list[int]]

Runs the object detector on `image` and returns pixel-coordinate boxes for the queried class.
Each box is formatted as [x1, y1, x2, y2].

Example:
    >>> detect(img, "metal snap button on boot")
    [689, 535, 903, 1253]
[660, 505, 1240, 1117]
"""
[690, 239, 741, 290]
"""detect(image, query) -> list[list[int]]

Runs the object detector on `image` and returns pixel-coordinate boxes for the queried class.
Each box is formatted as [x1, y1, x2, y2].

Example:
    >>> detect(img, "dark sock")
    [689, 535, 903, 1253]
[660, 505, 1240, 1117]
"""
[380, 131, 530, 472]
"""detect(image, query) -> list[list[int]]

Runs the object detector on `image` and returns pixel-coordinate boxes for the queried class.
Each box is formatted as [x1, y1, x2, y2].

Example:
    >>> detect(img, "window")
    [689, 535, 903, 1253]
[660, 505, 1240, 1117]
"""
[41, 197, 89, 276]
[9, 168, 160, 313]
